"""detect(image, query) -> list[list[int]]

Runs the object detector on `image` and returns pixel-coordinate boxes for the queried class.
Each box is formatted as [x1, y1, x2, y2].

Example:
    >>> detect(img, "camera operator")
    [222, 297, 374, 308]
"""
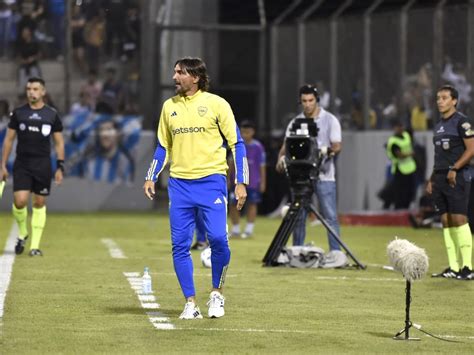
[276, 84, 342, 250]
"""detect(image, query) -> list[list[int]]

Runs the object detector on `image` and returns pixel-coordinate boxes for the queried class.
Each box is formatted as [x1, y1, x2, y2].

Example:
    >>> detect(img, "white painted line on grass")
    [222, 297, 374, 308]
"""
[153, 323, 176, 330]
[148, 272, 237, 278]
[0, 223, 18, 318]
[123, 272, 140, 277]
[123, 272, 175, 330]
[101, 238, 127, 259]
[138, 295, 156, 302]
[141, 303, 160, 309]
[313, 276, 405, 282]
[172, 327, 317, 334]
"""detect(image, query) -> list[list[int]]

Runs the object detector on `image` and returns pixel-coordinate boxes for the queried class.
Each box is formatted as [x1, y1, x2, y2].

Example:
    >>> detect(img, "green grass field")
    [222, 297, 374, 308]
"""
[0, 212, 473, 354]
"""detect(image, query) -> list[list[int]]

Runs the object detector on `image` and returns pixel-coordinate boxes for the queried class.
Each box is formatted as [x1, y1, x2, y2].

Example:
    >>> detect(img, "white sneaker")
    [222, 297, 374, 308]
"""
[207, 291, 225, 318]
[179, 301, 203, 320]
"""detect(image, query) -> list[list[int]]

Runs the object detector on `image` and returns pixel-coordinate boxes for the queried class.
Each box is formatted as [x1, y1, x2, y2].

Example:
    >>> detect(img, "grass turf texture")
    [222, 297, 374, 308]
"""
[0, 212, 473, 354]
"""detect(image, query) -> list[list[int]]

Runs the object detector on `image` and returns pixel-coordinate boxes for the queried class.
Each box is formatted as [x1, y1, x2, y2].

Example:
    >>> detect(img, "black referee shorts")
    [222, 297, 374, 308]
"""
[432, 171, 470, 215]
[13, 157, 52, 196]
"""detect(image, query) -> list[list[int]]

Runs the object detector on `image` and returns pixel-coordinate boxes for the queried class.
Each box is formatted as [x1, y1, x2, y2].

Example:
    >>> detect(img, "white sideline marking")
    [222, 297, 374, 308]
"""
[142, 303, 160, 309]
[149, 272, 236, 278]
[313, 276, 405, 282]
[173, 327, 316, 334]
[123, 272, 175, 330]
[154, 323, 176, 330]
[101, 238, 127, 259]
[0, 224, 18, 318]
[123, 272, 140, 277]
[138, 295, 156, 302]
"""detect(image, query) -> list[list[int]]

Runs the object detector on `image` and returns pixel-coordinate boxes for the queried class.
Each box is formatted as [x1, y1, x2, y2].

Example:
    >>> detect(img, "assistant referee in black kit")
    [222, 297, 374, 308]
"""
[428, 85, 474, 280]
[1, 77, 65, 256]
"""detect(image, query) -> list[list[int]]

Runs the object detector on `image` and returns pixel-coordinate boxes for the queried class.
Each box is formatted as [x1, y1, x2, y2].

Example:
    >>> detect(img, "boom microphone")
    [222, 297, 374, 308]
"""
[387, 238, 429, 282]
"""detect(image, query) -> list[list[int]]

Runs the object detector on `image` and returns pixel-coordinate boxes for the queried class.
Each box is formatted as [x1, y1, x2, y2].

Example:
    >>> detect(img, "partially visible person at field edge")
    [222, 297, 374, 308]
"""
[382, 119, 417, 209]
[143, 57, 248, 320]
[276, 84, 342, 251]
[228, 119, 266, 238]
[428, 85, 474, 281]
[1, 77, 65, 257]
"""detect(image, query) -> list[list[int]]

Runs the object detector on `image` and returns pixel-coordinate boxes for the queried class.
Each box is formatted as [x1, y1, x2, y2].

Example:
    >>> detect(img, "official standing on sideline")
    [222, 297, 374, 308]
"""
[1, 77, 65, 256]
[384, 119, 417, 209]
[428, 85, 474, 280]
[277, 84, 342, 251]
[143, 57, 248, 319]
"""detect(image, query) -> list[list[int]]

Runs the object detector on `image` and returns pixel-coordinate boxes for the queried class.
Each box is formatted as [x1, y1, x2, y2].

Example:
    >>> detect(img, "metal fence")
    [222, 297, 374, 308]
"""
[269, 0, 474, 133]
[139, 0, 474, 134]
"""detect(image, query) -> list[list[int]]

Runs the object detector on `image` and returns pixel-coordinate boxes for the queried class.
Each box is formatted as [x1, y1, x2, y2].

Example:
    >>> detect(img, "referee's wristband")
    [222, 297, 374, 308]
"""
[449, 167, 459, 172]
[56, 160, 65, 172]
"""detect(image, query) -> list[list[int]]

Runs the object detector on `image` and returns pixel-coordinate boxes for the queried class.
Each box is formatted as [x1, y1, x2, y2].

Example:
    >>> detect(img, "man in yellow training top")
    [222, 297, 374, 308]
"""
[143, 57, 248, 319]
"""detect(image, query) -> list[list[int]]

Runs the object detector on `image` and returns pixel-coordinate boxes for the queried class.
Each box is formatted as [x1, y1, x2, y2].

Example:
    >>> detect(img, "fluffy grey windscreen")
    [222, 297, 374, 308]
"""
[387, 238, 429, 281]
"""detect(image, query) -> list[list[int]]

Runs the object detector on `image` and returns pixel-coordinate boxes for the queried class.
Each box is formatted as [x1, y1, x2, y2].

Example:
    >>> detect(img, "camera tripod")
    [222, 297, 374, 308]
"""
[262, 176, 366, 269]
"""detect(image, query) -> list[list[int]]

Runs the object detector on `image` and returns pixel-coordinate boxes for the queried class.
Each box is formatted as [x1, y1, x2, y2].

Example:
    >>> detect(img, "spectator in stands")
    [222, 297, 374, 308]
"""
[0, 0, 14, 59]
[70, 91, 92, 116]
[122, 4, 140, 63]
[83, 10, 105, 73]
[442, 59, 472, 111]
[100, 65, 124, 113]
[77, 118, 135, 183]
[123, 67, 139, 114]
[16, 25, 41, 92]
[350, 90, 377, 130]
[45, 0, 64, 59]
[410, 103, 428, 131]
[71, 3, 86, 73]
[17, 0, 44, 34]
[102, 0, 127, 58]
[80, 0, 101, 21]
[316, 80, 330, 109]
[80, 69, 102, 111]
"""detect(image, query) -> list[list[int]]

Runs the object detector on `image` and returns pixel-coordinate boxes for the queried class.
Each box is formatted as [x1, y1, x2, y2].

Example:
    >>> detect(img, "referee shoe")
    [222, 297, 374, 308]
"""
[456, 266, 473, 281]
[29, 249, 43, 257]
[15, 236, 28, 255]
[431, 267, 459, 278]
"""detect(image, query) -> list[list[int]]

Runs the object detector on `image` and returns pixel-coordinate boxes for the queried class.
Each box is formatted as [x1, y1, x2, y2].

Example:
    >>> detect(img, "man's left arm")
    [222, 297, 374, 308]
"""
[53, 131, 65, 185]
[447, 118, 474, 186]
[217, 99, 248, 210]
[259, 144, 266, 193]
[328, 115, 342, 156]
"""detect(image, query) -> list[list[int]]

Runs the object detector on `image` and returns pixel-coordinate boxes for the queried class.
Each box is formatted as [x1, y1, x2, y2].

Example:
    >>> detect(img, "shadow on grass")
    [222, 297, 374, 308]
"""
[105, 306, 177, 316]
[367, 331, 397, 339]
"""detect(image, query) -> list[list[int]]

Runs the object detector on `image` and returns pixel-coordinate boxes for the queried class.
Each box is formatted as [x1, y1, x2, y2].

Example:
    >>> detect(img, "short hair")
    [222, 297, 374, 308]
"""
[175, 57, 210, 91]
[299, 84, 319, 101]
[240, 120, 256, 129]
[27, 77, 46, 87]
[437, 85, 459, 101]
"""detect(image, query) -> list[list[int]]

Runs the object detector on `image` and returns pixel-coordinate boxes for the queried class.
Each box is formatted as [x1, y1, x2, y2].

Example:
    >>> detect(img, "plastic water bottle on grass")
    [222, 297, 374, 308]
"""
[142, 267, 152, 294]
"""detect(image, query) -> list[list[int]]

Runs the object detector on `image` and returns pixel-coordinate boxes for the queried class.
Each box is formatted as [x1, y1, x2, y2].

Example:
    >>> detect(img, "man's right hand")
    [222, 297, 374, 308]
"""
[276, 156, 286, 173]
[1, 166, 8, 181]
[143, 180, 156, 200]
[425, 180, 432, 195]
